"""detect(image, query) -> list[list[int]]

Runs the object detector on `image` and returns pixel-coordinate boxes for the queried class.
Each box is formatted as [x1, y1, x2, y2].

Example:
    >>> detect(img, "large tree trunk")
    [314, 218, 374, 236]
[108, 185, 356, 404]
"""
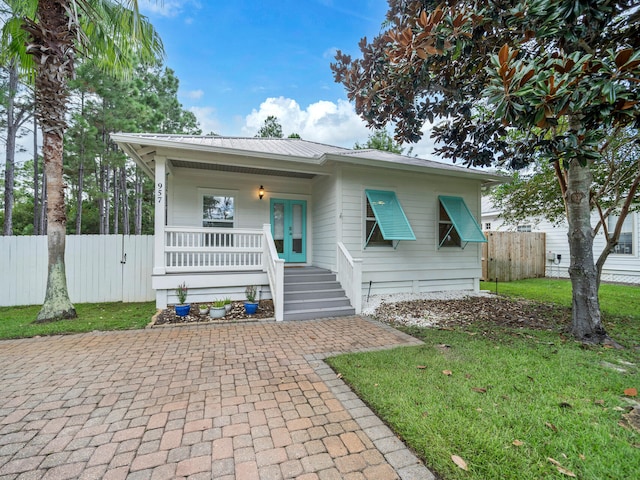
[565, 159, 606, 343]
[27, 0, 76, 321]
[3, 61, 18, 236]
[37, 129, 76, 321]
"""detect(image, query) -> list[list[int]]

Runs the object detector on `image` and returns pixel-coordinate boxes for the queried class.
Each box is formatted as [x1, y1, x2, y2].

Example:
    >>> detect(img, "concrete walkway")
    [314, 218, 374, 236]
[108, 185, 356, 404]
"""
[0, 317, 434, 480]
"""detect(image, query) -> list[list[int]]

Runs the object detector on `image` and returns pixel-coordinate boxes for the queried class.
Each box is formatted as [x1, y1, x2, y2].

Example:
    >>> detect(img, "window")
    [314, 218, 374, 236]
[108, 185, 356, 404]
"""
[609, 215, 633, 255]
[517, 225, 532, 232]
[437, 196, 486, 249]
[439, 202, 461, 247]
[202, 195, 234, 228]
[485, 223, 492, 230]
[365, 197, 392, 247]
[363, 190, 416, 248]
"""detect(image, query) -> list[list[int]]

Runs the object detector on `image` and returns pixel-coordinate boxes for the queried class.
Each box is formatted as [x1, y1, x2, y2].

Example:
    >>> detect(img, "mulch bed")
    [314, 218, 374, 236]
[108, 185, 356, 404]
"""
[152, 300, 275, 326]
[373, 295, 572, 332]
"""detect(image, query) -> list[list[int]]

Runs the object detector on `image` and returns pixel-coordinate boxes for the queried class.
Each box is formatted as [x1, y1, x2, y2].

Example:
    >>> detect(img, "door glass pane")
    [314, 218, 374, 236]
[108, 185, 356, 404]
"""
[292, 204, 303, 254]
[273, 202, 284, 254]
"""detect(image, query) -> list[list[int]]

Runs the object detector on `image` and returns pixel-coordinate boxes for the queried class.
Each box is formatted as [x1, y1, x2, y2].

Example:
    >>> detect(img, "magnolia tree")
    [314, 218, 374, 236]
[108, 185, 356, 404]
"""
[492, 128, 639, 289]
[332, 0, 640, 344]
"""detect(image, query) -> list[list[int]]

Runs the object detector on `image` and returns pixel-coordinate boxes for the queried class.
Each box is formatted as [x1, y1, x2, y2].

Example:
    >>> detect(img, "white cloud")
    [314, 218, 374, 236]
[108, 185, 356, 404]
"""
[242, 96, 370, 147]
[139, 0, 201, 18]
[189, 106, 222, 135]
[241, 96, 444, 161]
[186, 89, 204, 100]
[323, 47, 338, 60]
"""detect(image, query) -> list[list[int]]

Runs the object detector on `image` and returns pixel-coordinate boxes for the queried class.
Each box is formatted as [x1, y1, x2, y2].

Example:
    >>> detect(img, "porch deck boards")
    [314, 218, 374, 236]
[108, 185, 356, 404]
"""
[283, 267, 356, 321]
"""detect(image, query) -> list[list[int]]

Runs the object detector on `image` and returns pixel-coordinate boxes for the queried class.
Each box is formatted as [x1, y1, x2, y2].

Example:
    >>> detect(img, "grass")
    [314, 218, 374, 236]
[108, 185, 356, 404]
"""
[480, 278, 640, 346]
[0, 302, 156, 339]
[327, 279, 640, 479]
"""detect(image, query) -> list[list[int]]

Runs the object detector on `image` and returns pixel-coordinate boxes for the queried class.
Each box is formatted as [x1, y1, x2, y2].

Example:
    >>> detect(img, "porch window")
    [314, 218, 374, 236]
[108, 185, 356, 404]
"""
[202, 194, 235, 247]
[438, 196, 487, 249]
[609, 214, 634, 255]
[203, 195, 234, 228]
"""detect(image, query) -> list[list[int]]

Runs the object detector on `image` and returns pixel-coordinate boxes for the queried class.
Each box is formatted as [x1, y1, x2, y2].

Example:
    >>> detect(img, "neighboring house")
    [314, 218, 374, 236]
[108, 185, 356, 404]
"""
[113, 134, 502, 320]
[482, 196, 640, 284]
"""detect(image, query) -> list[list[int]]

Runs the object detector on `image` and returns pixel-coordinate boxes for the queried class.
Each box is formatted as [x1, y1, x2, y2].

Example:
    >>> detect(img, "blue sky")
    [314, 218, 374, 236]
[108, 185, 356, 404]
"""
[139, 0, 439, 156]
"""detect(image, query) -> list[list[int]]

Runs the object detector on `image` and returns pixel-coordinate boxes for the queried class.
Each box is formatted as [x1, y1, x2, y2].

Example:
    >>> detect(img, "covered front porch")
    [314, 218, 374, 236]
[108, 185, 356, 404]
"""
[152, 225, 361, 321]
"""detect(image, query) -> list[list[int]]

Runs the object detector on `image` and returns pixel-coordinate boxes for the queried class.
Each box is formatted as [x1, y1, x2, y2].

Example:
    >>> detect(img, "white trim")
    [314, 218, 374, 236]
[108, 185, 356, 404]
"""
[153, 156, 167, 275]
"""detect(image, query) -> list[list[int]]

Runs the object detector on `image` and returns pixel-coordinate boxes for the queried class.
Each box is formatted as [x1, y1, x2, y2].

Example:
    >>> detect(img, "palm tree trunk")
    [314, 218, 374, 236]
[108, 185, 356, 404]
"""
[26, 0, 76, 321]
[37, 129, 76, 321]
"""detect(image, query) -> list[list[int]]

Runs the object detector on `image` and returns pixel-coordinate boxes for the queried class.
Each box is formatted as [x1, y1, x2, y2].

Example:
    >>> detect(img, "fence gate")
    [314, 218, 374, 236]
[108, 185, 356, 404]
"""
[481, 231, 546, 282]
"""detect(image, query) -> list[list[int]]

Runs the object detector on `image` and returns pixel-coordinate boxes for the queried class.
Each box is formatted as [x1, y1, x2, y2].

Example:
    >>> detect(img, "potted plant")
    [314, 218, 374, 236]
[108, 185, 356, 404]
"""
[209, 299, 226, 319]
[224, 297, 232, 313]
[198, 304, 209, 316]
[244, 285, 259, 315]
[175, 282, 190, 317]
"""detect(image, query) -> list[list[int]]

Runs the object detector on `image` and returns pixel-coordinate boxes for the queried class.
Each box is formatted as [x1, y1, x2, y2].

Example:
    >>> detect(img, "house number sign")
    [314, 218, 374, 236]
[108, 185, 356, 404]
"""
[157, 182, 164, 204]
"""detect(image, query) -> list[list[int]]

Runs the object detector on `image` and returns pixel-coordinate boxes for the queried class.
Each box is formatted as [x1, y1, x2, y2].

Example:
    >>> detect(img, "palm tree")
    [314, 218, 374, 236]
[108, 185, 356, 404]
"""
[1, 0, 163, 321]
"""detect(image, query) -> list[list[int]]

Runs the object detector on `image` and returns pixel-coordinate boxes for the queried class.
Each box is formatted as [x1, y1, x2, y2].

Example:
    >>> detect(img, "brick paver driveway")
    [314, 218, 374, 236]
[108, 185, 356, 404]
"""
[0, 317, 434, 480]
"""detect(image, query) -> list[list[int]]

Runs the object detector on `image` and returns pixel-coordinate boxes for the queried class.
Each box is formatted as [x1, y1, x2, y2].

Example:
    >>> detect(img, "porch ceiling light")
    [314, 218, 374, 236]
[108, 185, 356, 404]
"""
[259, 185, 265, 200]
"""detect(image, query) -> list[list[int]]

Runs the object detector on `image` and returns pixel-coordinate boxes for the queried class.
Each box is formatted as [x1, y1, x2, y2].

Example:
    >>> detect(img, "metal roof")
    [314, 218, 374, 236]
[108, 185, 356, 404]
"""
[111, 133, 506, 183]
[116, 134, 350, 158]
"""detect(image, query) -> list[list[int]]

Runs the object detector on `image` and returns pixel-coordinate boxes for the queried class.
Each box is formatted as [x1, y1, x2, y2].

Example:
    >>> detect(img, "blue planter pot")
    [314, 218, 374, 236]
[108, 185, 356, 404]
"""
[175, 304, 191, 317]
[244, 302, 258, 315]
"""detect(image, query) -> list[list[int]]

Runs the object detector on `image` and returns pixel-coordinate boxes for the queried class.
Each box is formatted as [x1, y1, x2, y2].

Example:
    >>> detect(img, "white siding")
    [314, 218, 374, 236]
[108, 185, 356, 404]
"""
[168, 167, 313, 229]
[483, 211, 640, 284]
[0, 235, 154, 306]
[339, 166, 484, 295]
[311, 173, 338, 270]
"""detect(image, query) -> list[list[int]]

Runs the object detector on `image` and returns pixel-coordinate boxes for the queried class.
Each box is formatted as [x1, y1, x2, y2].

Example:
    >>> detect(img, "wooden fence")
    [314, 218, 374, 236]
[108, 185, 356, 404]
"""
[481, 231, 546, 282]
[0, 235, 154, 307]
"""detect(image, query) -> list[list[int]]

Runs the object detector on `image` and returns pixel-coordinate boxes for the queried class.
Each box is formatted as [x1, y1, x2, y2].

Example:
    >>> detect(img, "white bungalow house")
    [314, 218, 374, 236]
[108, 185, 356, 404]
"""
[482, 196, 640, 284]
[113, 134, 502, 320]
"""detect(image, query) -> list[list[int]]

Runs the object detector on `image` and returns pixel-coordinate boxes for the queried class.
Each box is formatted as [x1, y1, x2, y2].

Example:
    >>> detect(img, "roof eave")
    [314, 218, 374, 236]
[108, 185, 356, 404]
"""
[323, 153, 507, 184]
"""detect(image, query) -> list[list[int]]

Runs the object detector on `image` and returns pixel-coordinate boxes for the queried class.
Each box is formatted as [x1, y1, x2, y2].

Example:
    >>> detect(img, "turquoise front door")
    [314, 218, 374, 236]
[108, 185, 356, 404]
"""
[270, 199, 307, 263]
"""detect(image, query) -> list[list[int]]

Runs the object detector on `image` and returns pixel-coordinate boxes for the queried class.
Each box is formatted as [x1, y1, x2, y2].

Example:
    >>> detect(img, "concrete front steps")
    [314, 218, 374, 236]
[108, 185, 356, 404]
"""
[283, 266, 356, 321]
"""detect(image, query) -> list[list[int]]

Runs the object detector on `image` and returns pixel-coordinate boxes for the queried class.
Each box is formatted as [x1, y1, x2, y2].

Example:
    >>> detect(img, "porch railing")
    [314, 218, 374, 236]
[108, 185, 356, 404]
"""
[263, 224, 285, 321]
[164, 226, 263, 272]
[337, 242, 362, 314]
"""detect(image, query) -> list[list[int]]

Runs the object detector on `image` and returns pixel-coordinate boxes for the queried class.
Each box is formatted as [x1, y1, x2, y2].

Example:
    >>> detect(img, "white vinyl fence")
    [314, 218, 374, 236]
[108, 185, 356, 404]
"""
[0, 235, 154, 307]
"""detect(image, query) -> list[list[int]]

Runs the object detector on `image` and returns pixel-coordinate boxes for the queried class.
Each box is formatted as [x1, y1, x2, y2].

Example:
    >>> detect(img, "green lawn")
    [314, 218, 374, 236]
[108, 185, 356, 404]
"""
[0, 302, 156, 339]
[327, 279, 640, 479]
[480, 278, 640, 346]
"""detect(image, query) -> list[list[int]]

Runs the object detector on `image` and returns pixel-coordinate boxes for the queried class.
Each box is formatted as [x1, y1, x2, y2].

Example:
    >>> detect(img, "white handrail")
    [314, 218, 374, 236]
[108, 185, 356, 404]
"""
[337, 242, 362, 314]
[263, 224, 285, 321]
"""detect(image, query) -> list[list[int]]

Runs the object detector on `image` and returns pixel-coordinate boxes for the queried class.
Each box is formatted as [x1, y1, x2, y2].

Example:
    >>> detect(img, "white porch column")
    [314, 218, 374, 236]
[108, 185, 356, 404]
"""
[153, 156, 167, 275]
